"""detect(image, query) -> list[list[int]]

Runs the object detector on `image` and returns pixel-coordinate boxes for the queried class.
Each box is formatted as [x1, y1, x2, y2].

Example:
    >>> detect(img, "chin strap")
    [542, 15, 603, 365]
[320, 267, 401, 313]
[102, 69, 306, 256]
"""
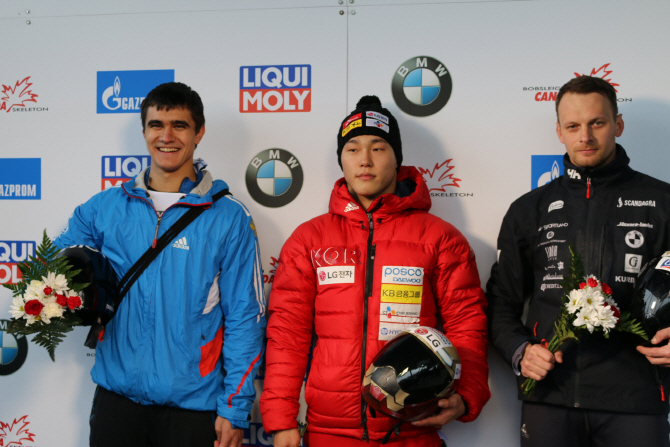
[381, 420, 403, 445]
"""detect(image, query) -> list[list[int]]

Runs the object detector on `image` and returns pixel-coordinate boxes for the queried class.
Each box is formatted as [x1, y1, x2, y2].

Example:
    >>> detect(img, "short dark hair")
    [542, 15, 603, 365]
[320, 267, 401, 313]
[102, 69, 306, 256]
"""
[141, 82, 205, 133]
[555, 76, 618, 119]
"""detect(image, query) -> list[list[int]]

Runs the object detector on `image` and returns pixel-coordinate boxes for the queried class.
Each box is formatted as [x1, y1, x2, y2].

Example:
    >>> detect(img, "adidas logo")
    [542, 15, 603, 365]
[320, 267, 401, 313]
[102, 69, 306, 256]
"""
[173, 237, 190, 250]
[344, 202, 359, 213]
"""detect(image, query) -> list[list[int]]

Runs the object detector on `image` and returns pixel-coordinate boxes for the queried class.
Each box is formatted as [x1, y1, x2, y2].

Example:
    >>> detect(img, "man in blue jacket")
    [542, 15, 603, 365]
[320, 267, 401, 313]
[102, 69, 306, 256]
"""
[55, 82, 265, 447]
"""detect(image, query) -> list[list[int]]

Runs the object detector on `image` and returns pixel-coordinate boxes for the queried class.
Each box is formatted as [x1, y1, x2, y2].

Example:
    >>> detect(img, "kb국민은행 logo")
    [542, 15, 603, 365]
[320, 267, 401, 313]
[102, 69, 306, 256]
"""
[97, 70, 175, 113]
[392, 56, 452, 117]
[0, 320, 29, 376]
[0, 159, 41, 200]
[101, 156, 151, 190]
[245, 149, 303, 207]
[239, 65, 311, 113]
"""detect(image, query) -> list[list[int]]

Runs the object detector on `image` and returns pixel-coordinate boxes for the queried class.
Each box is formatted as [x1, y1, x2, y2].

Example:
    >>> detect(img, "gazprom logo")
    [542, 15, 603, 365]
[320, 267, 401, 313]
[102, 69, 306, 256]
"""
[97, 70, 174, 114]
[239, 64, 311, 113]
[101, 156, 151, 190]
[0, 158, 40, 200]
[0, 241, 35, 284]
[531, 155, 563, 190]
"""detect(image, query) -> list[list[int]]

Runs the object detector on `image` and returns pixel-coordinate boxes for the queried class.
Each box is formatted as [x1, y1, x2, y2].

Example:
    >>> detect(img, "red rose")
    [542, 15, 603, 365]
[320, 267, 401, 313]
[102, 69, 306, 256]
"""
[579, 282, 586, 289]
[587, 277, 598, 288]
[43, 286, 53, 295]
[24, 299, 44, 316]
[602, 283, 612, 295]
[605, 302, 621, 321]
[67, 296, 82, 310]
[55, 294, 68, 307]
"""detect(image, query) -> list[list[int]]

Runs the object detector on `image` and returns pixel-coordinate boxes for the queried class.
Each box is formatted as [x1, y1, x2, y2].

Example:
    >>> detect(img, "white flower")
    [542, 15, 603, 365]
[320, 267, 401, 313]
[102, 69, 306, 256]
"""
[42, 272, 69, 294]
[9, 296, 26, 319]
[26, 281, 46, 300]
[41, 302, 65, 324]
[574, 306, 599, 333]
[566, 290, 585, 314]
[596, 305, 618, 333]
[583, 288, 605, 308]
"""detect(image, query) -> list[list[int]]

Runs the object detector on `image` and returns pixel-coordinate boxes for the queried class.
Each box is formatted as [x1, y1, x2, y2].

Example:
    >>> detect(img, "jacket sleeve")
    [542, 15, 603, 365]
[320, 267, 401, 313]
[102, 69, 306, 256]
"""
[485, 202, 535, 366]
[216, 207, 267, 427]
[432, 223, 490, 422]
[260, 224, 316, 434]
[53, 194, 103, 250]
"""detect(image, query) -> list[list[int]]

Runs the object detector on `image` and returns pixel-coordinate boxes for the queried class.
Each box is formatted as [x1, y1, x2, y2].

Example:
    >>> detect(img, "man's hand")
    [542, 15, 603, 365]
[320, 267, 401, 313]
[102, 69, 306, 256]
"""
[637, 328, 670, 367]
[272, 428, 302, 447]
[214, 416, 243, 447]
[411, 393, 465, 428]
[520, 343, 563, 381]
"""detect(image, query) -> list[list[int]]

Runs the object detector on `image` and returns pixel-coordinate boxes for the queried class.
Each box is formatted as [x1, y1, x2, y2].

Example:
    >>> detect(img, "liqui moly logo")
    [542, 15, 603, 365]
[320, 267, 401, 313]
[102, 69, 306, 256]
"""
[0, 241, 35, 285]
[101, 156, 151, 190]
[239, 65, 311, 113]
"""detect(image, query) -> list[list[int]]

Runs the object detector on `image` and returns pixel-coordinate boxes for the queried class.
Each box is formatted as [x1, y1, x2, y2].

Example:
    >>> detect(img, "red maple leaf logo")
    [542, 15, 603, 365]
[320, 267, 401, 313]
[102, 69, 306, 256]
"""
[0, 415, 36, 446]
[268, 256, 279, 275]
[1, 77, 39, 112]
[417, 160, 461, 191]
[574, 63, 620, 92]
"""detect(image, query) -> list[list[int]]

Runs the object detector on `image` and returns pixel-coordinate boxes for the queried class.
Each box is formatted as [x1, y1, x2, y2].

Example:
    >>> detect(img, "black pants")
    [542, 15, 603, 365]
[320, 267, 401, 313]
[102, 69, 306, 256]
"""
[521, 402, 670, 447]
[89, 386, 217, 447]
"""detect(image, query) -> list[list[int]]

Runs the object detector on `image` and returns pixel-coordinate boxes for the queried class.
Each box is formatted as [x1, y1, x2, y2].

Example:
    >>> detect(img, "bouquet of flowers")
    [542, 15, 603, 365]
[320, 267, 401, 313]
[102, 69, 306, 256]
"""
[3, 231, 88, 361]
[521, 246, 648, 396]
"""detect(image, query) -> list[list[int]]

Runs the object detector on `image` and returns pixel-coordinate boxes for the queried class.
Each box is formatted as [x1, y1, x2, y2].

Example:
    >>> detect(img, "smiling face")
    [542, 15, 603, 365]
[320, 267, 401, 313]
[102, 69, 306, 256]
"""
[341, 135, 397, 210]
[556, 92, 624, 170]
[142, 106, 205, 188]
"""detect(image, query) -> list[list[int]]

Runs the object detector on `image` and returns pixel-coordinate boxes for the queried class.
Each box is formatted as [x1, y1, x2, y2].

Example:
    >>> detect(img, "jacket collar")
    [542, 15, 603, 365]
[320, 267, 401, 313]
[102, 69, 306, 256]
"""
[123, 168, 217, 205]
[562, 144, 633, 186]
[329, 166, 431, 222]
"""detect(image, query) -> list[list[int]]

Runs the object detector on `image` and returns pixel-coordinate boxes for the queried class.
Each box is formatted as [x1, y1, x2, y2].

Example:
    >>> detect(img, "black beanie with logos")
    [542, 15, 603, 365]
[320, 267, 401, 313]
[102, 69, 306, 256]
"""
[337, 95, 402, 170]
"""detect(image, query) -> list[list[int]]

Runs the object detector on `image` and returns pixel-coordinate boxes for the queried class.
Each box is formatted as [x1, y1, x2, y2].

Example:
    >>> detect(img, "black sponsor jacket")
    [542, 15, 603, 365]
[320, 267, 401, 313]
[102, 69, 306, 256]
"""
[487, 145, 670, 414]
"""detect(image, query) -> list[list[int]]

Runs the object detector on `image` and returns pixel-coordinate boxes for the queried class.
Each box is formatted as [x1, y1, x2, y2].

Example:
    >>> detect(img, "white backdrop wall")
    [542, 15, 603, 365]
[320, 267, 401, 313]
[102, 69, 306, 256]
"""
[1, 1, 670, 446]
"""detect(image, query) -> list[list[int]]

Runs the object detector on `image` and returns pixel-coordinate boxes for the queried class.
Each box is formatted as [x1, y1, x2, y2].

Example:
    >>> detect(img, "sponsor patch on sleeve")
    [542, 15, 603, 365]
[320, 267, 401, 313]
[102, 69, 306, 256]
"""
[655, 252, 670, 272]
[366, 111, 389, 124]
[317, 266, 355, 285]
[342, 119, 362, 137]
[366, 118, 389, 133]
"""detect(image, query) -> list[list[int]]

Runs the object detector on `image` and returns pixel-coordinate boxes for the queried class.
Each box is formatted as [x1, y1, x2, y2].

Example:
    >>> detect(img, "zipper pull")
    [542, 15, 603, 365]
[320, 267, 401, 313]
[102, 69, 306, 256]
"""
[586, 177, 591, 199]
[152, 213, 163, 248]
[661, 385, 666, 402]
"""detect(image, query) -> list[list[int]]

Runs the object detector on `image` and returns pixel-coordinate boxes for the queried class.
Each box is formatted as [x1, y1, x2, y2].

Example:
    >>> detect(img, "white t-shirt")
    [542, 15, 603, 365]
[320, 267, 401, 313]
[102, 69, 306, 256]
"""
[147, 191, 185, 213]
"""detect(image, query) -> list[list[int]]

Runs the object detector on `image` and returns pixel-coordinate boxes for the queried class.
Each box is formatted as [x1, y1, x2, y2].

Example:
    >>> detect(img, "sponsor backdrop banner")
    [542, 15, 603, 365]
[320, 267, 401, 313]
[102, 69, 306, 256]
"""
[1, 1, 670, 445]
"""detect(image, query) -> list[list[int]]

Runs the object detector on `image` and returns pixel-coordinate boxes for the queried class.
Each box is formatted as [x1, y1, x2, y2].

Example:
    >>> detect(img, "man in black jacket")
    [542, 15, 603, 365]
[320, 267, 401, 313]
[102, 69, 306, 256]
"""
[487, 75, 670, 446]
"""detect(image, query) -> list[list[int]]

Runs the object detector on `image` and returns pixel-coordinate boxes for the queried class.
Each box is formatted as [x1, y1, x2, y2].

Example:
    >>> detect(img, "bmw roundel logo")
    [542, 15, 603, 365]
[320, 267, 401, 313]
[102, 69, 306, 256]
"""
[0, 320, 28, 375]
[246, 149, 303, 208]
[392, 56, 453, 117]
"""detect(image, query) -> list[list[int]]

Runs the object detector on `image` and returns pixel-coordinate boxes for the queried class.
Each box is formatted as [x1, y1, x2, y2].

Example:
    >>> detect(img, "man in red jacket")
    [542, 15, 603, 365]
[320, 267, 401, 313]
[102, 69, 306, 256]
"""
[260, 96, 490, 447]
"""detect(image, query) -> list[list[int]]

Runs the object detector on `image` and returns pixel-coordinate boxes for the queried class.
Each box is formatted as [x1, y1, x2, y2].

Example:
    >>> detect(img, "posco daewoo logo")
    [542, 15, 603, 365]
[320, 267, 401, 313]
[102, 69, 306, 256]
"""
[382, 266, 424, 285]
[101, 156, 151, 190]
[392, 56, 452, 117]
[97, 70, 174, 114]
[239, 65, 311, 113]
[245, 149, 303, 207]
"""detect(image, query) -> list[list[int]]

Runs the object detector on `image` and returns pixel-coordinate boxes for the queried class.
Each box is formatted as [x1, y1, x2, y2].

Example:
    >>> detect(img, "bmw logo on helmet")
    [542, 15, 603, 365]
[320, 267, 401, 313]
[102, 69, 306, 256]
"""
[246, 149, 304, 208]
[392, 56, 453, 117]
[0, 320, 28, 375]
[362, 326, 461, 425]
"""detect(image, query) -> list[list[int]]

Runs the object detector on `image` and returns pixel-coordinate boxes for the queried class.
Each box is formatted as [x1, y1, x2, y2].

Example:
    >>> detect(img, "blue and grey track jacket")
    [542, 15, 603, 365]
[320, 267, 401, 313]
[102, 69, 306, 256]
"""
[55, 168, 266, 427]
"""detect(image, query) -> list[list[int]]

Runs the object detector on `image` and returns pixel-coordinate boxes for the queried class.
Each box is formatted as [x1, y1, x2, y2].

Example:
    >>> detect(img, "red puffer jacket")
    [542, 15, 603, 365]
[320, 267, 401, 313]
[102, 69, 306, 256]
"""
[260, 166, 490, 441]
